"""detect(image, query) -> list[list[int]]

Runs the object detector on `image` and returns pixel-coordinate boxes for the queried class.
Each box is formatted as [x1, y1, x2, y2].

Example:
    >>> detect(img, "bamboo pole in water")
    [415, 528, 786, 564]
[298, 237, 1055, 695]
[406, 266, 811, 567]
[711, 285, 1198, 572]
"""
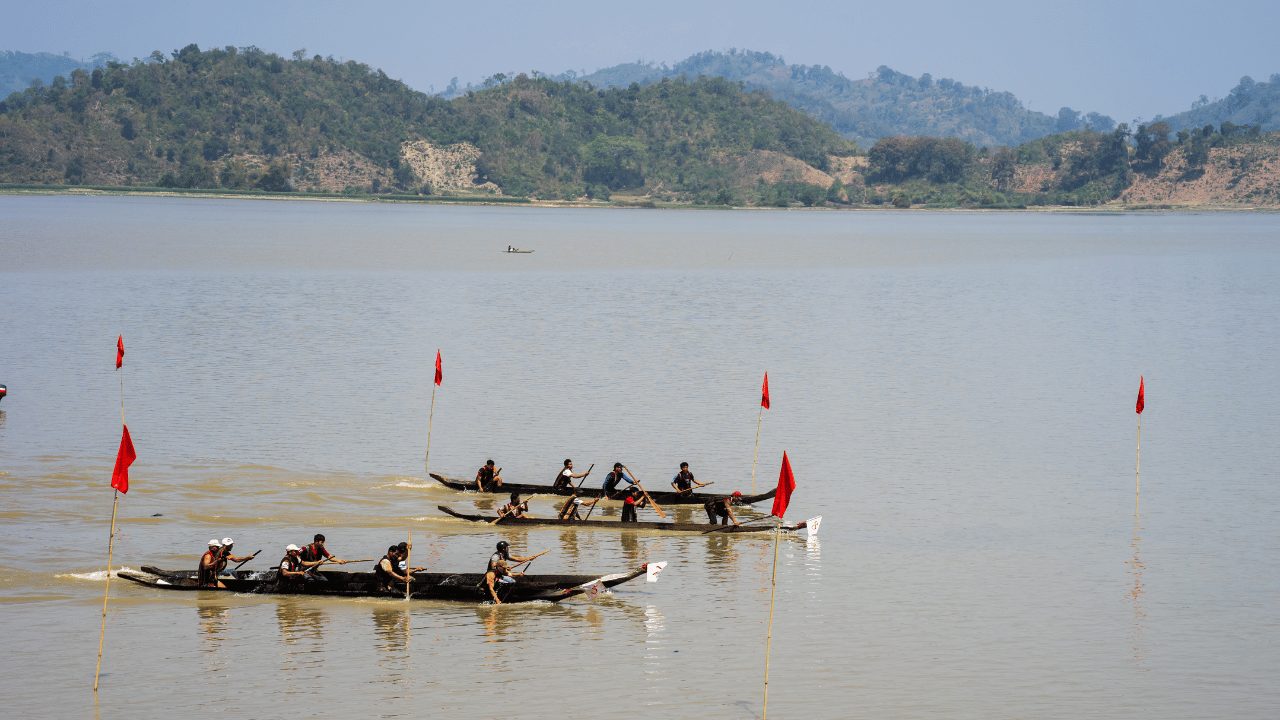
[94, 360, 127, 691]
[762, 522, 782, 719]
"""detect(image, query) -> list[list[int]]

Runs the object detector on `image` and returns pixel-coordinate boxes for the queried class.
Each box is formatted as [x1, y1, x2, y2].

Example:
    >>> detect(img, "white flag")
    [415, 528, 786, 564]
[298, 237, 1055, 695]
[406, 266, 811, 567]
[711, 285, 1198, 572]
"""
[646, 561, 668, 583]
[805, 516, 823, 540]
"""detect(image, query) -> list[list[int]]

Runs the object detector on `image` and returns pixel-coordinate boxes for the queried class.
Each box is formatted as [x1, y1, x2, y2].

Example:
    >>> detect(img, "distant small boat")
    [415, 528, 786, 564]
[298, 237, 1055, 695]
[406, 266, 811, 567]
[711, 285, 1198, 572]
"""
[503, 246, 534, 254]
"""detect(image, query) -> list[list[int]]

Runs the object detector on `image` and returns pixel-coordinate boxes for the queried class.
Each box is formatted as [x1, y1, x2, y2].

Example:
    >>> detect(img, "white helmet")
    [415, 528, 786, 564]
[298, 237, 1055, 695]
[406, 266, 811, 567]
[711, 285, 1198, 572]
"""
[221, 537, 234, 546]
[285, 543, 301, 552]
[208, 539, 222, 547]
[573, 498, 583, 505]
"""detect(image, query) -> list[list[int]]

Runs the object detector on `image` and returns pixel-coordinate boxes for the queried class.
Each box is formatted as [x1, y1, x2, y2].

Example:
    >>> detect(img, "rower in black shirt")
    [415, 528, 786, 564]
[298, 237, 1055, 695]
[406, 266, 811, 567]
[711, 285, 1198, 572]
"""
[552, 458, 592, 490]
[670, 462, 708, 495]
[276, 544, 308, 592]
[475, 459, 502, 491]
[704, 491, 743, 526]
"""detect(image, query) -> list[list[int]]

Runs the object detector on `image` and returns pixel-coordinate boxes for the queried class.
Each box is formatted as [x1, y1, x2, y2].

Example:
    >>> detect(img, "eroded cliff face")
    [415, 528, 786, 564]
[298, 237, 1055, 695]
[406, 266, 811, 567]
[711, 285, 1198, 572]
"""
[400, 140, 500, 194]
[1120, 145, 1280, 207]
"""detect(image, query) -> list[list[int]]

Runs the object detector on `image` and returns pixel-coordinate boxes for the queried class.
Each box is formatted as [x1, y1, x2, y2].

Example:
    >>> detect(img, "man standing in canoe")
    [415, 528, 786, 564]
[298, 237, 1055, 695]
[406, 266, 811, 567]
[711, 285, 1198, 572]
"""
[475, 459, 502, 491]
[552, 458, 592, 491]
[198, 539, 224, 588]
[276, 544, 309, 592]
[704, 491, 743, 526]
[671, 462, 709, 495]
[602, 462, 636, 499]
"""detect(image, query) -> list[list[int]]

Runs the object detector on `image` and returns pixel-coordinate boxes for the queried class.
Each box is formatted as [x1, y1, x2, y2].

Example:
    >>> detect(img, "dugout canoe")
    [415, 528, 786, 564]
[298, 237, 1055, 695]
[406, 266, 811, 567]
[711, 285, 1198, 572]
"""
[429, 472, 776, 505]
[438, 505, 816, 536]
[118, 564, 650, 603]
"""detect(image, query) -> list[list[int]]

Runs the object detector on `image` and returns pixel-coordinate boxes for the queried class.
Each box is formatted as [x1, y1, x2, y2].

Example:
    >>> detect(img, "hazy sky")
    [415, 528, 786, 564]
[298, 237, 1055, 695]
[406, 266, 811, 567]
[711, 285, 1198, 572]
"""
[4, 0, 1277, 122]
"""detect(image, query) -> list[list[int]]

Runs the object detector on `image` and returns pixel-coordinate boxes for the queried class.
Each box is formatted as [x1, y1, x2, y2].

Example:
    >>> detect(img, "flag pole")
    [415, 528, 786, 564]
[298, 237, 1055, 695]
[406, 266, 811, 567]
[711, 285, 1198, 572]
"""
[762, 520, 782, 719]
[424, 383, 438, 478]
[95, 354, 127, 692]
[751, 406, 763, 495]
[1135, 413, 1141, 515]
[405, 529, 413, 601]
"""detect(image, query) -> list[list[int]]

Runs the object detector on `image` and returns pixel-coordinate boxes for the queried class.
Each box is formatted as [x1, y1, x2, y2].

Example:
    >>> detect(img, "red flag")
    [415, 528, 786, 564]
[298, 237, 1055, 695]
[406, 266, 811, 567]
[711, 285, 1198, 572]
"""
[434, 350, 443, 386]
[771, 451, 796, 518]
[116, 335, 125, 369]
[1136, 376, 1145, 415]
[111, 424, 136, 494]
[761, 372, 770, 410]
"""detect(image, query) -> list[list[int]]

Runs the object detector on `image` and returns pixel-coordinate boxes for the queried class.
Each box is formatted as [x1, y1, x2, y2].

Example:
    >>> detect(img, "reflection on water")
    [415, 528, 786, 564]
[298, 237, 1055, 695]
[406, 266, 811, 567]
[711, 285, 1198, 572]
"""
[371, 603, 411, 682]
[1127, 511, 1146, 667]
[558, 528, 580, 561]
[196, 600, 230, 648]
[619, 531, 643, 564]
[704, 533, 734, 567]
[275, 599, 327, 645]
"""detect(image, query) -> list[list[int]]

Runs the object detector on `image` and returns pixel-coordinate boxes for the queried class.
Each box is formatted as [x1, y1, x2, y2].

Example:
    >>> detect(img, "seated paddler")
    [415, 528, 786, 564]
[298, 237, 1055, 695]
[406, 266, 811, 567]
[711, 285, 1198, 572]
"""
[276, 543, 309, 592]
[198, 539, 225, 588]
[475, 459, 503, 491]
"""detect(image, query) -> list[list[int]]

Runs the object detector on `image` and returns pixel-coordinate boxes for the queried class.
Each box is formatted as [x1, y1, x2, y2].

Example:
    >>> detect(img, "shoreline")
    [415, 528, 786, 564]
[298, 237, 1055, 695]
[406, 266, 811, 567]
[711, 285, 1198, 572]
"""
[1, 184, 1276, 213]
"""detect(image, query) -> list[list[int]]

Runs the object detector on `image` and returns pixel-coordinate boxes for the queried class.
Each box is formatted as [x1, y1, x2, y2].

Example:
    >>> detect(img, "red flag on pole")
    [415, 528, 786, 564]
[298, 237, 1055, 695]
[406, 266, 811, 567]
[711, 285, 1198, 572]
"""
[115, 335, 125, 369]
[761, 372, 770, 410]
[771, 451, 795, 518]
[111, 425, 136, 494]
[1136, 376, 1145, 415]
[434, 350, 443, 386]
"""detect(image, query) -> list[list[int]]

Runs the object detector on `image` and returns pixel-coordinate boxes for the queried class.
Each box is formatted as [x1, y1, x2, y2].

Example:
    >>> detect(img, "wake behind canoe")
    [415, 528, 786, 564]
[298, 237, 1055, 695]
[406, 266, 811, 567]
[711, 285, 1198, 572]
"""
[429, 473, 777, 506]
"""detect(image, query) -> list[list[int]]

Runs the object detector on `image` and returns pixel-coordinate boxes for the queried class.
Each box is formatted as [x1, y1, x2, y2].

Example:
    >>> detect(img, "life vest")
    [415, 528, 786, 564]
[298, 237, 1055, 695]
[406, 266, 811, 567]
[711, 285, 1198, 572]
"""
[552, 468, 572, 489]
[374, 554, 397, 590]
[276, 554, 304, 590]
[300, 543, 326, 563]
[477, 466, 495, 487]
[604, 472, 624, 494]
[197, 550, 219, 587]
[673, 470, 695, 490]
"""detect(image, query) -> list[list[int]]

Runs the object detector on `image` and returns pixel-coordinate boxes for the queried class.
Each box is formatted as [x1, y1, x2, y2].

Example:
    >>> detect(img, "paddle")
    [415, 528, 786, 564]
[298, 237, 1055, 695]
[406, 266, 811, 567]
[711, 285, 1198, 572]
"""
[491, 494, 539, 524]
[703, 512, 768, 534]
[675, 480, 715, 496]
[511, 549, 549, 573]
[231, 550, 261, 571]
[623, 465, 667, 519]
[405, 530, 413, 601]
[570, 463, 595, 491]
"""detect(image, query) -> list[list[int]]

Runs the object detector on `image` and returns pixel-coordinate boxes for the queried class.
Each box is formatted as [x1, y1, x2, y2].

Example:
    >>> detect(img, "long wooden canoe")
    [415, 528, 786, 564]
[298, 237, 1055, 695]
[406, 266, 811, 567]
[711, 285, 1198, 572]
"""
[429, 472, 776, 505]
[438, 505, 812, 535]
[119, 564, 649, 603]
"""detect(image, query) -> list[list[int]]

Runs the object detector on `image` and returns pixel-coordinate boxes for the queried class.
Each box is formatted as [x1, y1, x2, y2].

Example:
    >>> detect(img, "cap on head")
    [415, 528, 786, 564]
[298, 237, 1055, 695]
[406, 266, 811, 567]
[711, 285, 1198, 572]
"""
[497, 541, 509, 551]
[286, 543, 301, 552]
[573, 498, 583, 505]
[732, 490, 743, 497]
[208, 539, 222, 547]
[221, 537, 234, 546]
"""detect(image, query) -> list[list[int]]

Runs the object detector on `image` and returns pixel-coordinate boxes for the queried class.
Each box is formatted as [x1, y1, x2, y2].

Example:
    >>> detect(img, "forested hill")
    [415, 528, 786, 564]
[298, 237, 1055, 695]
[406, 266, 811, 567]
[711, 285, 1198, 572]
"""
[569, 50, 1116, 148]
[1, 50, 114, 98]
[1158, 75, 1280, 133]
[0, 45, 854, 201]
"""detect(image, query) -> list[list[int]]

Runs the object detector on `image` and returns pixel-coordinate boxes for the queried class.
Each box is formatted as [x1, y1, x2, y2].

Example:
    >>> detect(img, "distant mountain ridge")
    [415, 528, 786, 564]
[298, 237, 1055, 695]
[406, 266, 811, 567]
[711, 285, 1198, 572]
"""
[1159, 74, 1280, 133]
[563, 49, 1116, 148]
[0, 50, 114, 99]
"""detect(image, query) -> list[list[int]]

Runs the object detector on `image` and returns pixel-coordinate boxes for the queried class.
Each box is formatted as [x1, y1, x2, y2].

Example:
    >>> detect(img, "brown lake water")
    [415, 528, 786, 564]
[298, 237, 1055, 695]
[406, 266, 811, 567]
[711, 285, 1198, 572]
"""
[1, 195, 1278, 719]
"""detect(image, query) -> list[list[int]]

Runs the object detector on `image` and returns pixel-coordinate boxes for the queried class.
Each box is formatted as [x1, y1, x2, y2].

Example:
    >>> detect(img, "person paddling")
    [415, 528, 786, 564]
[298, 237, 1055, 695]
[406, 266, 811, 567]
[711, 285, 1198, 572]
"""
[497, 492, 531, 521]
[552, 458, 592, 491]
[198, 539, 224, 588]
[375, 545, 417, 593]
[704, 491, 743, 526]
[214, 537, 254, 577]
[276, 544, 308, 592]
[487, 540, 538, 572]
[621, 486, 648, 523]
[558, 496, 597, 522]
[671, 462, 708, 495]
[475, 459, 503, 491]
[484, 559, 523, 604]
[299, 533, 349, 569]
[602, 462, 635, 500]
